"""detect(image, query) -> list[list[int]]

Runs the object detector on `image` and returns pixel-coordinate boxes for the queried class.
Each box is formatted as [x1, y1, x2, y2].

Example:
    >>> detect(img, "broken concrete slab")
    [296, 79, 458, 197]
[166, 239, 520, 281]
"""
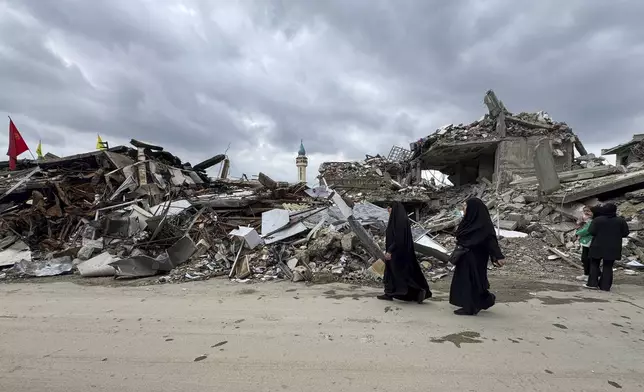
[77, 252, 117, 277]
[549, 171, 644, 204]
[533, 138, 561, 194]
[511, 166, 625, 186]
[498, 220, 519, 231]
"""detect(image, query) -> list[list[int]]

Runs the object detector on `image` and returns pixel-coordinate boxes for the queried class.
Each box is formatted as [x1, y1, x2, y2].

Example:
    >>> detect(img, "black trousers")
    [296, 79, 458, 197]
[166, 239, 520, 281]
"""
[588, 258, 615, 291]
[581, 247, 590, 276]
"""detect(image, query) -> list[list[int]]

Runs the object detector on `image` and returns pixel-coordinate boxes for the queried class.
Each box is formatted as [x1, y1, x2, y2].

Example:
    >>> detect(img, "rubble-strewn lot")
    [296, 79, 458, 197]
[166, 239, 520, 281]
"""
[3, 92, 644, 287]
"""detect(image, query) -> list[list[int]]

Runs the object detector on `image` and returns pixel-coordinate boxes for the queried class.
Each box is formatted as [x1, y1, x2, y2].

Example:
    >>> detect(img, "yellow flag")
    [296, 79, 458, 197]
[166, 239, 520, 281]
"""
[36, 140, 43, 158]
[96, 135, 105, 150]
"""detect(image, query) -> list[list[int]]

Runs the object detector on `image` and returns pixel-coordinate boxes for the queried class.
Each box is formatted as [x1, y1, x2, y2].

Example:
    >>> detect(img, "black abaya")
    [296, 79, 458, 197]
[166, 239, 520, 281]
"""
[449, 198, 503, 314]
[383, 202, 432, 301]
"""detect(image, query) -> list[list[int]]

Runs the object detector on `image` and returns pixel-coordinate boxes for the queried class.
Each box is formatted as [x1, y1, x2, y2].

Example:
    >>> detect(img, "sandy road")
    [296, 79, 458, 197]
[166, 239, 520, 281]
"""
[1, 279, 643, 392]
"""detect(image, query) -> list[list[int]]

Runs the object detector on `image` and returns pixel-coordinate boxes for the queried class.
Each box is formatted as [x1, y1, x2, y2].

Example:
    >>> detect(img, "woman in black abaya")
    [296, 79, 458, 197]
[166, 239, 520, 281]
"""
[377, 201, 432, 303]
[449, 197, 504, 315]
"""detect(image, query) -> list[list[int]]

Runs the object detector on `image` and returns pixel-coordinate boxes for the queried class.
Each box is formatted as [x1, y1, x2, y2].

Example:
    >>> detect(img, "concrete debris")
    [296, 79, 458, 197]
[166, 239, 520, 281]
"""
[3, 94, 644, 287]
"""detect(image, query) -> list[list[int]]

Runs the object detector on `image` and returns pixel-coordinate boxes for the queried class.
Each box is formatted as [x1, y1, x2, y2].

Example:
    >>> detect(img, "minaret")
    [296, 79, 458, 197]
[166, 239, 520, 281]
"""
[296, 139, 308, 183]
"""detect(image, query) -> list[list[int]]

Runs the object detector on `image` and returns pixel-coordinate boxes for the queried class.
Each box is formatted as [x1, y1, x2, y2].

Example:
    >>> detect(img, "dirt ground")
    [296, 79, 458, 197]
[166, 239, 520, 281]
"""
[2, 275, 644, 392]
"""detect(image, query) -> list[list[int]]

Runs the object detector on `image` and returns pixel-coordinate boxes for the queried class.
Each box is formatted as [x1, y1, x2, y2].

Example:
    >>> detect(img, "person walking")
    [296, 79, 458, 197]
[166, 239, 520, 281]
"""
[449, 198, 504, 316]
[377, 201, 432, 303]
[587, 203, 629, 291]
[575, 206, 594, 281]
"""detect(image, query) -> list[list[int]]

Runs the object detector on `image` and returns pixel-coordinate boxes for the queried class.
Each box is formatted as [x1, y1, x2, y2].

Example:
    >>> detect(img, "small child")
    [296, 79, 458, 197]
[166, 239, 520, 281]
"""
[575, 206, 593, 281]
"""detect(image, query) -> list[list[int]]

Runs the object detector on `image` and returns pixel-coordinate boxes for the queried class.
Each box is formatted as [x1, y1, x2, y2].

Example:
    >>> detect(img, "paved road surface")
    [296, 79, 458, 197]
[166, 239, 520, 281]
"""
[1, 279, 643, 391]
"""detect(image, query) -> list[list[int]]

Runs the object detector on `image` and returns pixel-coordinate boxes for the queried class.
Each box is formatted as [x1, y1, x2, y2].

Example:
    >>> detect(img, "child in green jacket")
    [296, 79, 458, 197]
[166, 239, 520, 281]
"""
[575, 206, 594, 280]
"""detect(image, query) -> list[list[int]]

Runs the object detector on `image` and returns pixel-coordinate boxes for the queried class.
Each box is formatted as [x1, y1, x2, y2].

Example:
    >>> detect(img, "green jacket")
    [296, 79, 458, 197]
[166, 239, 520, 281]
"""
[576, 221, 592, 247]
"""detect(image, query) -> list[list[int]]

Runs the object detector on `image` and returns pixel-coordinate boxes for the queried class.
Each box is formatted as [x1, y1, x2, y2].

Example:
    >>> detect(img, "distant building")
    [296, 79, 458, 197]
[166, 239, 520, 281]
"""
[602, 134, 644, 166]
[296, 140, 308, 183]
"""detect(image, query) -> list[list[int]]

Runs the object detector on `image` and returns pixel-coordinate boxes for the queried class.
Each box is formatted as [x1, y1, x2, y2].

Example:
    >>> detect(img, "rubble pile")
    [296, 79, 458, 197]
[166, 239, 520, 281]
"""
[419, 164, 644, 276]
[318, 155, 404, 182]
[2, 141, 442, 285]
[410, 110, 576, 160]
[318, 155, 439, 203]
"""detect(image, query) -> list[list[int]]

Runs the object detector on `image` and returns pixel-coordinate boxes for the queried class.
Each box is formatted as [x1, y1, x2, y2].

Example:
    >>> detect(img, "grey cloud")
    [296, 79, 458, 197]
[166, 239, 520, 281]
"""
[1, 0, 643, 180]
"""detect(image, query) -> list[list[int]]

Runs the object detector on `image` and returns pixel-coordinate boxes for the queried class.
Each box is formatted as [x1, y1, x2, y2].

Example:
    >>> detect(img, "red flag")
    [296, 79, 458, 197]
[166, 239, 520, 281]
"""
[7, 118, 30, 170]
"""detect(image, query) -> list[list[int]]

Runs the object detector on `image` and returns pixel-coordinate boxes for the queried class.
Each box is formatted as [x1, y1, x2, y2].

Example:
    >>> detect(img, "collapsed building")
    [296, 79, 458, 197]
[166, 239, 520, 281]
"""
[2, 90, 643, 286]
[406, 91, 586, 186]
[316, 90, 644, 277]
[602, 134, 644, 167]
[0, 139, 449, 284]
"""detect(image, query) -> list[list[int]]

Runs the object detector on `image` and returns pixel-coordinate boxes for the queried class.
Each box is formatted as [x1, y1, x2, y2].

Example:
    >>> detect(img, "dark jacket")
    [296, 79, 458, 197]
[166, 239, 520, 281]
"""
[588, 204, 629, 261]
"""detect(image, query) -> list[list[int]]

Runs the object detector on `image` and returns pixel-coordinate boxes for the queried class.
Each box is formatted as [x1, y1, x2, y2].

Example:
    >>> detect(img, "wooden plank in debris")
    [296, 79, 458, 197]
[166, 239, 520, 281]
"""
[533, 138, 561, 194]
[548, 247, 582, 270]
[549, 171, 644, 204]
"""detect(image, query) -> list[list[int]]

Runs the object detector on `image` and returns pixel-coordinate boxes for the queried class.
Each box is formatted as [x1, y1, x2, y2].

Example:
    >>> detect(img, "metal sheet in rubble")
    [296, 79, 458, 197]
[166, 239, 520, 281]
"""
[77, 252, 116, 277]
[263, 222, 308, 245]
[414, 235, 450, 262]
[11, 256, 73, 277]
[0, 239, 30, 268]
[110, 255, 160, 278]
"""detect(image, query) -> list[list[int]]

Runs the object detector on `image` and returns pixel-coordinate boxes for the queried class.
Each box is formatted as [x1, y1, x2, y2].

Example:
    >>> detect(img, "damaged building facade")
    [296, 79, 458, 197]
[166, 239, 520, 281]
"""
[602, 134, 644, 167]
[407, 91, 586, 186]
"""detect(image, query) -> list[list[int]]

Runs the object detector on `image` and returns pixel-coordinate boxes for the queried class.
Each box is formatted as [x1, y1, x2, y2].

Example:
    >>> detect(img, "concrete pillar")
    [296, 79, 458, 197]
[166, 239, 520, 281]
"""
[534, 138, 560, 194]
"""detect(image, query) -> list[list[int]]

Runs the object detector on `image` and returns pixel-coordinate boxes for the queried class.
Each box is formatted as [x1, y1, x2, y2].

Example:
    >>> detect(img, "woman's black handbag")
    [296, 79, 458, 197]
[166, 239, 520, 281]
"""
[449, 245, 469, 265]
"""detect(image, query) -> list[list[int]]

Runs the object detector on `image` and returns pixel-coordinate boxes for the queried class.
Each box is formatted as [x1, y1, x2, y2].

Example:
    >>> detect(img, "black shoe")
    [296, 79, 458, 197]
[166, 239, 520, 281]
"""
[377, 294, 393, 301]
[481, 293, 496, 310]
[454, 308, 477, 316]
[417, 289, 426, 304]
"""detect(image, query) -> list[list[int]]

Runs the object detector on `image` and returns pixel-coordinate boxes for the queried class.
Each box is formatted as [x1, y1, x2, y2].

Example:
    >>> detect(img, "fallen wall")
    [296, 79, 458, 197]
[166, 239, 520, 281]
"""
[496, 136, 574, 179]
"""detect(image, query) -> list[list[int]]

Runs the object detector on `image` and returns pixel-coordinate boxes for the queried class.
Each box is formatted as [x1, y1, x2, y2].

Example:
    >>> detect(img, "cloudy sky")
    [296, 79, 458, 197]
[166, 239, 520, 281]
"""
[1, 0, 642, 181]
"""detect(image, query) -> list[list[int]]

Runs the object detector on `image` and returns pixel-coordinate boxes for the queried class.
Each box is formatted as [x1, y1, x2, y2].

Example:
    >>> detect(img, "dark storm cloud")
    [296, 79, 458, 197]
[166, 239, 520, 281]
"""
[1, 0, 642, 180]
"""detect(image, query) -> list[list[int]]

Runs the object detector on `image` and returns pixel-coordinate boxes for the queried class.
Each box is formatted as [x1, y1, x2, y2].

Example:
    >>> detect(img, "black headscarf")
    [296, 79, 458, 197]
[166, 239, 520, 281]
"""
[602, 203, 617, 218]
[590, 205, 604, 218]
[386, 201, 414, 253]
[456, 198, 496, 248]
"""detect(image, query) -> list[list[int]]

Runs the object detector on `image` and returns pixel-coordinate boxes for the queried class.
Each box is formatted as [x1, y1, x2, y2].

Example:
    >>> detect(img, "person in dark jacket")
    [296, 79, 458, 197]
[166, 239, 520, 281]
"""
[449, 197, 504, 316]
[587, 203, 629, 291]
[378, 201, 432, 303]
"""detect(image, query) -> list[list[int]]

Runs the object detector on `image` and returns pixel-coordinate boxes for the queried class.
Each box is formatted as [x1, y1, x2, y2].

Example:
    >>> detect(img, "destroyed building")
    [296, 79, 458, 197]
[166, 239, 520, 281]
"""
[602, 134, 644, 166]
[3, 91, 644, 287]
[1, 138, 440, 284]
[407, 91, 586, 186]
